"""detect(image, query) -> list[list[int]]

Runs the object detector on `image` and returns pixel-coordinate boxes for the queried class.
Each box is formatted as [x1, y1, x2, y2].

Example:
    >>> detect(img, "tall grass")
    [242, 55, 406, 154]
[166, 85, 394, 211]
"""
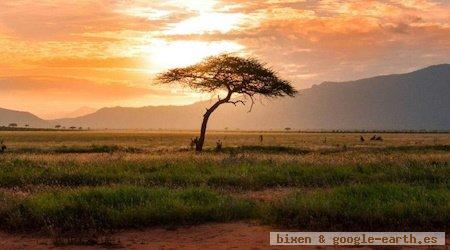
[1, 184, 448, 234]
[267, 184, 450, 231]
[0, 186, 256, 233]
[0, 156, 447, 189]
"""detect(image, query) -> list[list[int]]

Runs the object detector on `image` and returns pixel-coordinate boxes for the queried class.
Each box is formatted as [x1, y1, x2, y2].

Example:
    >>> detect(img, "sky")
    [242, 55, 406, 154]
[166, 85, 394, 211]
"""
[0, 0, 449, 118]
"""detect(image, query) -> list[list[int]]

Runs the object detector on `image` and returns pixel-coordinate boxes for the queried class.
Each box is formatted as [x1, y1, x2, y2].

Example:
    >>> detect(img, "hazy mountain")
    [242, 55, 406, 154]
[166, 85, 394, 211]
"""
[41, 106, 97, 119]
[0, 108, 49, 128]
[2, 64, 449, 130]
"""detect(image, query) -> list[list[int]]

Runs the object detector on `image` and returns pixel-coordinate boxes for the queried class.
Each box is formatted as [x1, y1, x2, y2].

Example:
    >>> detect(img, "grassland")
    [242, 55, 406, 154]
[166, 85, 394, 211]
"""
[0, 131, 448, 236]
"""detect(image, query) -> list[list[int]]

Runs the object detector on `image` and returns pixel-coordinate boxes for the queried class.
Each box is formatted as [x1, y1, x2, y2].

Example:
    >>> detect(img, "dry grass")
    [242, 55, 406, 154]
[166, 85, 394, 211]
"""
[0, 130, 448, 151]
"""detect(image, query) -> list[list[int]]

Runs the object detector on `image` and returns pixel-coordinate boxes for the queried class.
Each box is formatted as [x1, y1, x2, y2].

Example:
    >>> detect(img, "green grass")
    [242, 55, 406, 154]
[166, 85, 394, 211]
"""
[1, 184, 448, 234]
[0, 156, 447, 189]
[0, 186, 256, 233]
[267, 184, 450, 231]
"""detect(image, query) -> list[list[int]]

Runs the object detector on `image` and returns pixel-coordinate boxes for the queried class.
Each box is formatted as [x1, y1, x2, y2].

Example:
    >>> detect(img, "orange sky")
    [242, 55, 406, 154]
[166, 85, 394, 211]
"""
[1, 0, 449, 118]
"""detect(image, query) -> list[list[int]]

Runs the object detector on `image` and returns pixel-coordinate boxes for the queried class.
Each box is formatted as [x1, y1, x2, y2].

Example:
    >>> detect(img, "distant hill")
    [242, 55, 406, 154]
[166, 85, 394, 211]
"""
[1, 64, 449, 130]
[41, 106, 97, 120]
[0, 108, 49, 128]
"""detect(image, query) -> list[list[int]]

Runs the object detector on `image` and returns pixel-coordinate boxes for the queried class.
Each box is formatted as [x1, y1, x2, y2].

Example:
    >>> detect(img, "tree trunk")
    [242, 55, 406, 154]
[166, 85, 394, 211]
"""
[195, 112, 211, 152]
[195, 93, 231, 152]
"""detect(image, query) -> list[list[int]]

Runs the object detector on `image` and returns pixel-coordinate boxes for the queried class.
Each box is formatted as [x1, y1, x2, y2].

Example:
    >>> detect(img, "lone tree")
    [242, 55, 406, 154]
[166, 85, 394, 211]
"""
[156, 54, 296, 152]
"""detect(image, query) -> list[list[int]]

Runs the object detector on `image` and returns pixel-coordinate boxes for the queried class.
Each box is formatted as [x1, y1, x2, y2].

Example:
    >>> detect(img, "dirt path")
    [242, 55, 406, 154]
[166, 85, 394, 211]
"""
[1, 222, 448, 249]
[0, 222, 322, 250]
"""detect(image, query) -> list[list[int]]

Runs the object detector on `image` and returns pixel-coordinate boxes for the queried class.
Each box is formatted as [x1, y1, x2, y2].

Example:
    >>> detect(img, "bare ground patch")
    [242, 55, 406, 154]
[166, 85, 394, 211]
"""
[1, 222, 448, 249]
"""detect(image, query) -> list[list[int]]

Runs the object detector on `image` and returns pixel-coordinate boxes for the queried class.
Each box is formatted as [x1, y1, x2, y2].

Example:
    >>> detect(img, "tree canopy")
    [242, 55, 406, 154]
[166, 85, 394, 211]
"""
[156, 54, 296, 109]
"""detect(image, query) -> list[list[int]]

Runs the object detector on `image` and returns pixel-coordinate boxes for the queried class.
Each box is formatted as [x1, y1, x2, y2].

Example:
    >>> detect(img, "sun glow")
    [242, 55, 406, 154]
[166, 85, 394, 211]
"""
[145, 39, 244, 71]
[118, 7, 171, 20]
[165, 12, 244, 35]
[171, 0, 218, 12]
[117, 0, 246, 73]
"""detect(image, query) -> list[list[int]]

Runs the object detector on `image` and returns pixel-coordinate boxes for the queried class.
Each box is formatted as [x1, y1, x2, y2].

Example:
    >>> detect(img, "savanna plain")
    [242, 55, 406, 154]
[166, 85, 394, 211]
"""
[0, 130, 449, 248]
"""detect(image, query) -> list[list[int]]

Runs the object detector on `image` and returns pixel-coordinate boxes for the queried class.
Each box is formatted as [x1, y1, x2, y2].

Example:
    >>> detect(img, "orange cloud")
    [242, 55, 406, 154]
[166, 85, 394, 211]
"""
[29, 57, 148, 69]
[0, 1, 193, 41]
[0, 76, 157, 99]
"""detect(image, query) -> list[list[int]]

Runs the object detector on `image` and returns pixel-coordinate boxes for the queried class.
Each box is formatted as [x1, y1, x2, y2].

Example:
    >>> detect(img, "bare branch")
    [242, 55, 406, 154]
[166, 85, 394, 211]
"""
[247, 94, 255, 113]
[227, 100, 246, 106]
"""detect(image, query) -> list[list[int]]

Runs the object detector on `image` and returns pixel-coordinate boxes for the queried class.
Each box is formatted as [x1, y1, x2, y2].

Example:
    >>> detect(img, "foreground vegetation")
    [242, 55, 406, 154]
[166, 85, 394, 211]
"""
[271, 184, 449, 231]
[0, 150, 448, 189]
[0, 184, 448, 234]
[0, 131, 448, 235]
[0, 187, 255, 233]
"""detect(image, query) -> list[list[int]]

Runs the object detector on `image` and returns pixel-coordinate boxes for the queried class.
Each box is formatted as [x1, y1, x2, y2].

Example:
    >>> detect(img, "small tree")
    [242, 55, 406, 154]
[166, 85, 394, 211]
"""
[55, 125, 61, 129]
[8, 123, 17, 128]
[156, 54, 296, 152]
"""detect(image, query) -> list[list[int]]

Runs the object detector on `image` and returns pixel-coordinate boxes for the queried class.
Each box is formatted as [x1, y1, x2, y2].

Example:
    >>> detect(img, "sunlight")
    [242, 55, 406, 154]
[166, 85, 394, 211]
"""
[170, 0, 218, 12]
[165, 12, 244, 35]
[146, 39, 244, 71]
[118, 7, 171, 20]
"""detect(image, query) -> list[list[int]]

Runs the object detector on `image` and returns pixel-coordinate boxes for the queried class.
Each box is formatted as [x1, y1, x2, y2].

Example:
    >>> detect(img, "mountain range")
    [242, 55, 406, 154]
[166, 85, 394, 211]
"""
[40, 106, 97, 120]
[1, 64, 449, 131]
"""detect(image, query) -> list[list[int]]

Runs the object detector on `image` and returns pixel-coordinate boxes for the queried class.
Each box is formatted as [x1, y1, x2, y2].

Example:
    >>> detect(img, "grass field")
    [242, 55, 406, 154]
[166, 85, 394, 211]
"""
[0, 131, 448, 236]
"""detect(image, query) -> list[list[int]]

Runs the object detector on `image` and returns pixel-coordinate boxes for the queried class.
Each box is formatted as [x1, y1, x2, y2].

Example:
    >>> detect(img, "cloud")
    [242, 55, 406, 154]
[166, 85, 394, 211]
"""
[28, 57, 149, 69]
[0, 1, 195, 41]
[0, 76, 166, 101]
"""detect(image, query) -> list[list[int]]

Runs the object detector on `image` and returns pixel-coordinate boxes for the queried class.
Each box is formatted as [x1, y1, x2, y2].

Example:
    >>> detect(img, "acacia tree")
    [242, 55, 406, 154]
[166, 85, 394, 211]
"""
[156, 54, 297, 152]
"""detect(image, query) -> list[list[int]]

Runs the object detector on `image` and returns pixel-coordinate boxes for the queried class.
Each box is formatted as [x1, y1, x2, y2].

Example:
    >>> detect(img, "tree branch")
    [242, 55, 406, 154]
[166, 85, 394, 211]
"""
[248, 95, 255, 112]
[243, 93, 255, 113]
[227, 100, 245, 106]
